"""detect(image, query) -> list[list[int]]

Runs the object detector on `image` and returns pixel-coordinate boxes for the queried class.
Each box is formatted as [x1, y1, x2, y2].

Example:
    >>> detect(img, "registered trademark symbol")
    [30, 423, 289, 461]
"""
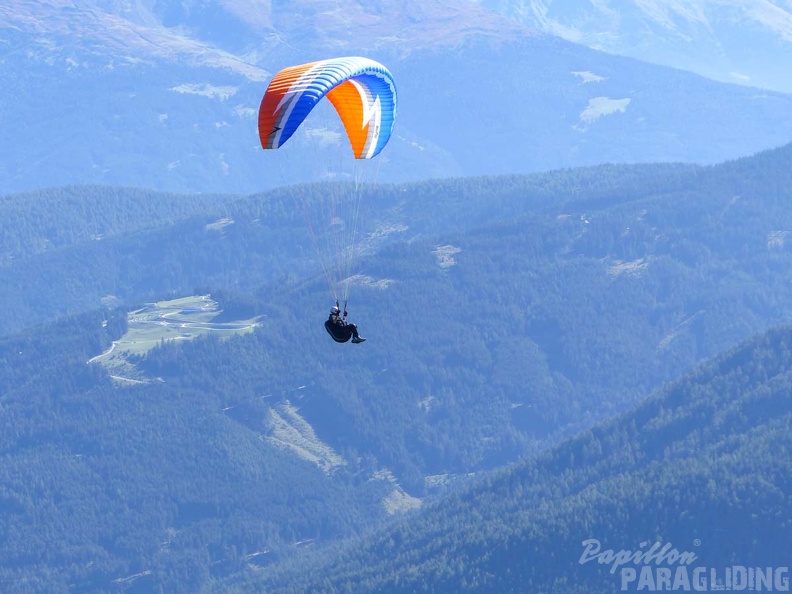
[693, 539, 701, 547]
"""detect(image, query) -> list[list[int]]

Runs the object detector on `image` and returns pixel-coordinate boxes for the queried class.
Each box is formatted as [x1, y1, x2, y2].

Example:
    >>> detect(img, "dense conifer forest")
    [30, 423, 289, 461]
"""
[1, 144, 791, 592]
[249, 324, 792, 593]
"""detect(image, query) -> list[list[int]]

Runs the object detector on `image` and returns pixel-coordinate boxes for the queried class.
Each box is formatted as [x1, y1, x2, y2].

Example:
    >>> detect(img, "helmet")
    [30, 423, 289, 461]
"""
[330, 306, 340, 315]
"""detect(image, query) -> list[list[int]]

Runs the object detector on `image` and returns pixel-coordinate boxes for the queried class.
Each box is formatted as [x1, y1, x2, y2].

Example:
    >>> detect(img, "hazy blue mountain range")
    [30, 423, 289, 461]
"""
[1, 144, 792, 591]
[1, 0, 792, 195]
[250, 321, 792, 593]
[484, 0, 792, 94]
[4, 3, 791, 592]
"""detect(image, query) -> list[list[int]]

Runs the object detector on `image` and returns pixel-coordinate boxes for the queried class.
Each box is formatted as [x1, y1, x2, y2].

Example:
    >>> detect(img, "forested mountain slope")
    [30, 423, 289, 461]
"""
[0, 310, 393, 593]
[249, 323, 792, 593]
[2, 145, 792, 592]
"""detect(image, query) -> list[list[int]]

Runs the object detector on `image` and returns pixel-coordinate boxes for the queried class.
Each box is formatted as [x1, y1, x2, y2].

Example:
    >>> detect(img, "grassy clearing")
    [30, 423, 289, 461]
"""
[91, 294, 261, 383]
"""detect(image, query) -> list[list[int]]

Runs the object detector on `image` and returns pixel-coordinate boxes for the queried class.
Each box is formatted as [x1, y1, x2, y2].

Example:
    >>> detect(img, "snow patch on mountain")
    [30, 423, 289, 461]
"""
[572, 70, 606, 84]
[746, 0, 792, 41]
[170, 83, 238, 100]
[344, 274, 396, 290]
[608, 257, 649, 277]
[433, 244, 462, 268]
[578, 97, 631, 126]
[767, 230, 787, 250]
[632, 0, 710, 31]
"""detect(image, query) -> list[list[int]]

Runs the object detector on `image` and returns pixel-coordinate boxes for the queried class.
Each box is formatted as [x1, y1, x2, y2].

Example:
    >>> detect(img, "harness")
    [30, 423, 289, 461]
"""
[324, 320, 352, 343]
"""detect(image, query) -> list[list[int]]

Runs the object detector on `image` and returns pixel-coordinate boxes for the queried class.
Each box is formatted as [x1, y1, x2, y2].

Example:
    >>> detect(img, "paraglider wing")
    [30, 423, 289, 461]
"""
[258, 57, 397, 159]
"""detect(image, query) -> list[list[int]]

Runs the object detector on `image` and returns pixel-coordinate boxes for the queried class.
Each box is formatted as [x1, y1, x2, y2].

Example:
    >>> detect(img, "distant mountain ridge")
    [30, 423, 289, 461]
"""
[1, 1, 792, 195]
[484, 0, 792, 94]
[0, 0, 528, 69]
